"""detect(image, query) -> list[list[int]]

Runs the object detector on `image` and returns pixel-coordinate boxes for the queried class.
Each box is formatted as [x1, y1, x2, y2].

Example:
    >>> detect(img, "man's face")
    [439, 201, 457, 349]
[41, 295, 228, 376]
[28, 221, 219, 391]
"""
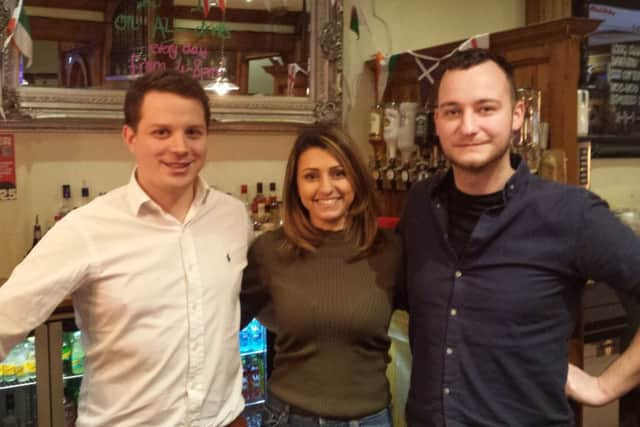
[123, 91, 207, 202]
[435, 61, 524, 174]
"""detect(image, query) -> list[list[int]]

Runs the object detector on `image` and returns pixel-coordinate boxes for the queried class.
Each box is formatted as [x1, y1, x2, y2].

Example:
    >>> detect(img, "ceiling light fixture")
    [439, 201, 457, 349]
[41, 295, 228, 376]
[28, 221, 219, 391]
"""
[204, 3, 239, 95]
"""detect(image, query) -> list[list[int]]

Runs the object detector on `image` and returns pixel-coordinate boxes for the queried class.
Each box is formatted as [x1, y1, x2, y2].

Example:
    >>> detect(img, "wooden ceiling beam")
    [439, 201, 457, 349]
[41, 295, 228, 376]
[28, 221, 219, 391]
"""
[26, 0, 108, 11]
[170, 7, 305, 26]
[29, 16, 107, 43]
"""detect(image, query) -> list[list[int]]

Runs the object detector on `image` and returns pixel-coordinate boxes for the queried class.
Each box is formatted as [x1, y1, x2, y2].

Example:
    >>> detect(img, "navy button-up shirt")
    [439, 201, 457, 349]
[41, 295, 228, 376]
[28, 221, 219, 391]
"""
[398, 158, 640, 427]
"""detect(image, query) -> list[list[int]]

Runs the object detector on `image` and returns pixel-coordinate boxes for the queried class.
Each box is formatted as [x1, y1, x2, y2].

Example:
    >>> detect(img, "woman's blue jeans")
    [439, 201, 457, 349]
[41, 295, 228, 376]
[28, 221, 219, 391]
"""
[261, 393, 392, 427]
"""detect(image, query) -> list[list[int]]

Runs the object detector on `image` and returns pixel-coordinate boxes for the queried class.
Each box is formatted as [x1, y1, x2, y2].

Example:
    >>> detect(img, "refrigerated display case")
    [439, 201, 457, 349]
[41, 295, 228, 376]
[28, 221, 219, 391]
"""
[1, 309, 269, 427]
[0, 325, 51, 427]
[240, 319, 268, 427]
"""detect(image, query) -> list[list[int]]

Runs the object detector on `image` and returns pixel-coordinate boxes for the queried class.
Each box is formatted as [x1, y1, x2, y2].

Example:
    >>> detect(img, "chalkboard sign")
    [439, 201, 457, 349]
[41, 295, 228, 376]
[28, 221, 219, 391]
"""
[608, 43, 640, 133]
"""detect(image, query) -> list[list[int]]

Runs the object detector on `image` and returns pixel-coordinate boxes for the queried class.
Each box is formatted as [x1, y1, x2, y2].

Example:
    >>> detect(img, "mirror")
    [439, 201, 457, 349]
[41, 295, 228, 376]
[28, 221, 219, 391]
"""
[0, 0, 343, 130]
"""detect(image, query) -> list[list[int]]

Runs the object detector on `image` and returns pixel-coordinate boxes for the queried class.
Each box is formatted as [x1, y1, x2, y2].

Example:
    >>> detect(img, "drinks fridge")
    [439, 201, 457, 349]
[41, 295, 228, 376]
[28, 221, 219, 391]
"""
[1, 309, 268, 427]
[0, 325, 49, 427]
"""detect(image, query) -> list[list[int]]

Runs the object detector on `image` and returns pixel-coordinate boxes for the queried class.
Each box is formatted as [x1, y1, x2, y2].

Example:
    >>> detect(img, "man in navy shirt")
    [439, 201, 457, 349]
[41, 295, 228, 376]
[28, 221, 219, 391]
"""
[398, 48, 640, 426]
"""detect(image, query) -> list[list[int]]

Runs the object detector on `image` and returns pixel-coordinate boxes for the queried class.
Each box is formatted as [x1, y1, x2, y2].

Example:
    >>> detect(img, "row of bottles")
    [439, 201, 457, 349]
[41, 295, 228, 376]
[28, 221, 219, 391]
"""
[0, 338, 36, 386]
[240, 182, 281, 233]
[28, 182, 95, 255]
[369, 101, 448, 191]
[0, 331, 85, 388]
[62, 332, 85, 377]
[239, 319, 265, 354]
[241, 353, 265, 404]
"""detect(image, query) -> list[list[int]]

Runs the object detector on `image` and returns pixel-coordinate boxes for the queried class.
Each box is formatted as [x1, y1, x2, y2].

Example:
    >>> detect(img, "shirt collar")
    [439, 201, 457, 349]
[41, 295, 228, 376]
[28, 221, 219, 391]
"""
[432, 154, 530, 202]
[125, 169, 211, 217]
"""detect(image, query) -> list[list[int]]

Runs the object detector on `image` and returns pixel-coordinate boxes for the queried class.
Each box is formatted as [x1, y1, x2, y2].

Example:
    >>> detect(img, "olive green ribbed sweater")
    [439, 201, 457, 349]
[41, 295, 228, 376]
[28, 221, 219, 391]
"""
[240, 227, 402, 418]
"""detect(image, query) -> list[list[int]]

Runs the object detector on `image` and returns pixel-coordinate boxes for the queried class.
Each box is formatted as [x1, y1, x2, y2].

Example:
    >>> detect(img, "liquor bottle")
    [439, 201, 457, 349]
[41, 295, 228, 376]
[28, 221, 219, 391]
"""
[56, 184, 73, 222]
[396, 161, 411, 191]
[414, 106, 428, 148]
[251, 182, 266, 216]
[239, 184, 250, 213]
[80, 180, 90, 207]
[267, 182, 280, 226]
[383, 102, 400, 161]
[382, 158, 398, 191]
[27, 215, 42, 255]
[370, 158, 384, 191]
[368, 104, 386, 164]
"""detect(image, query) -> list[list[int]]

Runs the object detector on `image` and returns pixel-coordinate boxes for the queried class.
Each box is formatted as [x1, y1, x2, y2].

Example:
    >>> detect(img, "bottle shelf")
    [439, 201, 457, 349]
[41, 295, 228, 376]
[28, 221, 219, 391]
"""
[63, 374, 83, 381]
[0, 380, 36, 391]
[240, 349, 267, 357]
[246, 399, 265, 407]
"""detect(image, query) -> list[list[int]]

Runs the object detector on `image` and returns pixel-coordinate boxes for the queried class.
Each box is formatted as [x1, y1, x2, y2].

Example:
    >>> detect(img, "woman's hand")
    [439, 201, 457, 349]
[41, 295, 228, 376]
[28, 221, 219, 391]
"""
[565, 363, 614, 407]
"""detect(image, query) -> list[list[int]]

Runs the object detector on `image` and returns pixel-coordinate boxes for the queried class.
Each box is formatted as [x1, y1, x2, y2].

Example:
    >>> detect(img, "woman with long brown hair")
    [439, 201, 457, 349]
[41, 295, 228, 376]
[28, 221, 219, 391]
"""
[240, 125, 403, 427]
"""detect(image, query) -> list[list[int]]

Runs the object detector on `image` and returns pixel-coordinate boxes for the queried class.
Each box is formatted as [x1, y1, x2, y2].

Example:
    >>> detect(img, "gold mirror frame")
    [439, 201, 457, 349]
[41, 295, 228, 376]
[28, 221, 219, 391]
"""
[0, 0, 342, 132]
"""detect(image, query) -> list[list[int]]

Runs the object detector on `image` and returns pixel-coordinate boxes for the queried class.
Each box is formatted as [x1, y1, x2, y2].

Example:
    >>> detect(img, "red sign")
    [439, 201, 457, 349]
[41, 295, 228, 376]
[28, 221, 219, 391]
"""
[0, 134, 17, 201]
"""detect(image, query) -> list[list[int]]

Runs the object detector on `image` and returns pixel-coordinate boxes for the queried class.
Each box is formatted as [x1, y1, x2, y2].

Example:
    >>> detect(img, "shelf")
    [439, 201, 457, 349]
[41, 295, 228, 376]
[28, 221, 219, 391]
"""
[63, 374, 84, 381]
[579, 134, 640, 158]
[0, 380, 36, 391]
[240, 349, 266, 357]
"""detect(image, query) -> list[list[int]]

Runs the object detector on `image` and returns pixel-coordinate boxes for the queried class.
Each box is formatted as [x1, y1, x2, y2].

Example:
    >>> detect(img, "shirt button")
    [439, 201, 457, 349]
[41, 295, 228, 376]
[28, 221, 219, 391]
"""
[450, 308, 458, 316]
[509, 184, 515, 190]
[443, 387, 450, 395]
[446, 347, 453, 355]
[454, 270, 462, 279]
[436, 203, 441, 208]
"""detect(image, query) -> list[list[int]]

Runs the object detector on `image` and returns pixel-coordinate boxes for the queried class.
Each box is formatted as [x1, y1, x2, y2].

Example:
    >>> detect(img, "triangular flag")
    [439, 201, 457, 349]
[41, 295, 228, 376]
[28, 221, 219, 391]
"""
[200, 0, 211, 19]
[458, 33, 490, 51]
[350, 5, 360, 39]
[219, 0, 226, 14]
[375, 53, 398, 104]
[4, 0, 33, 68]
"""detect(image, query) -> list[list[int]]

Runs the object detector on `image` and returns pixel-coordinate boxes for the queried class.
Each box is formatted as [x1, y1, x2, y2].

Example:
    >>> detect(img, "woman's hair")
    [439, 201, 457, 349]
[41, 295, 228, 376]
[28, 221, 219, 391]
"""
[281, 125, 381, 259]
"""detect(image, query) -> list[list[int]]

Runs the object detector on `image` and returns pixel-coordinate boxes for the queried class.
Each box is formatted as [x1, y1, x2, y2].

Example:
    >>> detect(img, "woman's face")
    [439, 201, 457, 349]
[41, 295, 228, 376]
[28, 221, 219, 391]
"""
[296, 147, 355, 231]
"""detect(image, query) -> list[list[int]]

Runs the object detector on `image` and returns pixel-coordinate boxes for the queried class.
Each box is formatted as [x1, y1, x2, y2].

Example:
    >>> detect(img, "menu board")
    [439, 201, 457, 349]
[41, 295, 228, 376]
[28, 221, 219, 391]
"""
[608, 43, 640, 133]
[0, 134, 17, 201]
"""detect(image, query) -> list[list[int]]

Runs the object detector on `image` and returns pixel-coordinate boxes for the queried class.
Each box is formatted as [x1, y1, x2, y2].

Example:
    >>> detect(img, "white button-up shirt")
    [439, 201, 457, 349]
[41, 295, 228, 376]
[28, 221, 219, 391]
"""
[0, 174, 251, 427]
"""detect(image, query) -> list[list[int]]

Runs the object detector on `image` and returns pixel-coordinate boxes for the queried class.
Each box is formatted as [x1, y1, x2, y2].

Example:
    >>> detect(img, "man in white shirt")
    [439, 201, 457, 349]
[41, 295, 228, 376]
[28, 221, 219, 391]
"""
[0, 70, 251, 427]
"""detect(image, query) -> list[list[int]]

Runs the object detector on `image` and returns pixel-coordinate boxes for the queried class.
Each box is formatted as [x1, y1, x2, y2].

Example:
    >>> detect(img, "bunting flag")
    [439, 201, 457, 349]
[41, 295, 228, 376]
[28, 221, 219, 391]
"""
[458, 33, 489, 51]
[218, 0, 226, 14]
[4, 0, 33, 68]
[350, 5, 360, 39]
[200, 0, 211, 18]
[409, 33, 490, 85]
[374, 52, 398, 104]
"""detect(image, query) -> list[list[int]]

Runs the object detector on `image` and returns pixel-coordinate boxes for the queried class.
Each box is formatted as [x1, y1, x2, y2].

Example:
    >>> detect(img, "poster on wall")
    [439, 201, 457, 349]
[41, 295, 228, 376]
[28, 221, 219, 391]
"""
[0, 134, 17, 201]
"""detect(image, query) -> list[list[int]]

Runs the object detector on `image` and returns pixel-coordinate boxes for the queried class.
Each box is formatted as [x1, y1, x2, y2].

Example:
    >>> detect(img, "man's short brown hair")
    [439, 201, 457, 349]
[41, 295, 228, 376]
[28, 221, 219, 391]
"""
[437, 48, 517, 104]
[124, 69, 211, 130]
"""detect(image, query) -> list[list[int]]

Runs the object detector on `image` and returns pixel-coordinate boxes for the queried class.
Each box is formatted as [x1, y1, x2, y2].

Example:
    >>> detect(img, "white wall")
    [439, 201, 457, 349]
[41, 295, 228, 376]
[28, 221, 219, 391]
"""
[0, 0, 534, 278]
[342, 0, 526, 153]
[0, 131, 294, 278]
[591, 158, 640, 210]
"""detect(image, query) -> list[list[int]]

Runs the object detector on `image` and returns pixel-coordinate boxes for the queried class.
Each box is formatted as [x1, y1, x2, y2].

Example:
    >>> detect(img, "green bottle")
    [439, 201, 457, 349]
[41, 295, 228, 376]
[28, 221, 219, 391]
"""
[61, 333, 72, 376]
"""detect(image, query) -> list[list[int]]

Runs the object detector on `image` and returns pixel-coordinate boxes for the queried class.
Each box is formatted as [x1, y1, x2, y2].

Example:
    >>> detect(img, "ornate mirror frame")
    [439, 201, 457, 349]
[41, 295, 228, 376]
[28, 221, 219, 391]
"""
[0, 0, 342, 132]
